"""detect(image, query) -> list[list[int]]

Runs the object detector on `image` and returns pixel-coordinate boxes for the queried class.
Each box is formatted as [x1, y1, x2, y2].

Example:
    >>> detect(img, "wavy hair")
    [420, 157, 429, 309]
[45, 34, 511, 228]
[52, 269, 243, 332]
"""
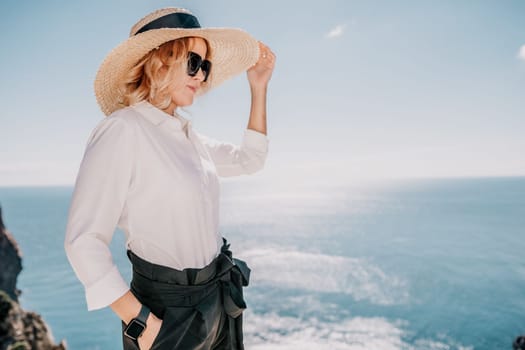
[119, 37, 212, 111]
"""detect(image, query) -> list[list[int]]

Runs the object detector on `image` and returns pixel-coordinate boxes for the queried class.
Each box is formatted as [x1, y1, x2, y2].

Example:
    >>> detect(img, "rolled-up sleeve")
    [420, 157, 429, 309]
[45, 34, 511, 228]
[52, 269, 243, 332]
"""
[64, 115, 135, 311]
[196, 128, 269, 177]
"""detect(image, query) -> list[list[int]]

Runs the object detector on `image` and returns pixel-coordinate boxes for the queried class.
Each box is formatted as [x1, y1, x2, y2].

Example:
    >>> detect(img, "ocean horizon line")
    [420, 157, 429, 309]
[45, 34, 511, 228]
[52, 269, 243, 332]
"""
[0, 174, 524, 189]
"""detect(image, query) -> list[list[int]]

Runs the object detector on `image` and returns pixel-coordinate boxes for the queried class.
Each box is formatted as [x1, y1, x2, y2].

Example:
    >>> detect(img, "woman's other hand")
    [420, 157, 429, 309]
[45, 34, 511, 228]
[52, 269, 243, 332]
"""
[247, 41, 275, 89]
[137, 313, 163, 350]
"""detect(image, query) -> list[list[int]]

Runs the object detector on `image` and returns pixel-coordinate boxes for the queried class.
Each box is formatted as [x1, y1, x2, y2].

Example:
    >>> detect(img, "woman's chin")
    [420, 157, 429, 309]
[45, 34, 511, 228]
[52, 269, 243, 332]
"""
[174, 96, 194, 107]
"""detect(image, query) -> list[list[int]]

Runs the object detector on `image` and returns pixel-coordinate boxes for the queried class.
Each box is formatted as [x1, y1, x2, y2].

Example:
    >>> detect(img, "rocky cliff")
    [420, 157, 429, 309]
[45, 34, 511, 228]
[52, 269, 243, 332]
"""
[0, 205, 66, 350]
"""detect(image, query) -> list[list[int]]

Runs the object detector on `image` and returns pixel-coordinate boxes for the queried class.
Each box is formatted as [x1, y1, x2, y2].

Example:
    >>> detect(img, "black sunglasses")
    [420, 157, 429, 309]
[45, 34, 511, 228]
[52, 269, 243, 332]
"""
[187, 51, 212, 82]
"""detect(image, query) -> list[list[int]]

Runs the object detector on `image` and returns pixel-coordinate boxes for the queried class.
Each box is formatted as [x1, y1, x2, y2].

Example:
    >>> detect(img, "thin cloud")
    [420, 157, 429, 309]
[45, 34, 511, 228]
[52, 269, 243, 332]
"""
[326, 24, 346, 39]
[518, 45, 525, 60]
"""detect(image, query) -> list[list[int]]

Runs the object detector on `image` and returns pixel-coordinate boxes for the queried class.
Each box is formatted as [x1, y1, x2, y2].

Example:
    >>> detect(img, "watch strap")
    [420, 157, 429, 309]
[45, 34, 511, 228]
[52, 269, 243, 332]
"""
[136, 303, 150, 323]
[123, 304, 150, 341]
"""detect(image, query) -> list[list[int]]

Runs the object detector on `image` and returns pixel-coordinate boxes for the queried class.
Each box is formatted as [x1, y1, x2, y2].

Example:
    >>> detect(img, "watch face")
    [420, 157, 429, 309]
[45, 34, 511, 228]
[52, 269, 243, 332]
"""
[124, 319, 146, 340]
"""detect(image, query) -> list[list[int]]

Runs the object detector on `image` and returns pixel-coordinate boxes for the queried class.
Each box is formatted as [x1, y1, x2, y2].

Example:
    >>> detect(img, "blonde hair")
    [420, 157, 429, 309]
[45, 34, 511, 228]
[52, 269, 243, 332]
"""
[119, 37, 212, 111]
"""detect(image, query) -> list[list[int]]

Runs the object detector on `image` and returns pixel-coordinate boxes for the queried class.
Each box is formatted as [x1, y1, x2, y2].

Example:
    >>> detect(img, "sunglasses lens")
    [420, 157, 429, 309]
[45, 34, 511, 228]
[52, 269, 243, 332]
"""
[201, 60, 211, 81]
[187, 52, 211, 82]
[187, 52, 201, 76]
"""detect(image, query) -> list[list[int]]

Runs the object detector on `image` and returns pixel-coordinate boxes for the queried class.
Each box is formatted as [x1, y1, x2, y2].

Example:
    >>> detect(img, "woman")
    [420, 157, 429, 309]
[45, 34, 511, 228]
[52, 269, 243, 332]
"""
[64, 7, 275, 350]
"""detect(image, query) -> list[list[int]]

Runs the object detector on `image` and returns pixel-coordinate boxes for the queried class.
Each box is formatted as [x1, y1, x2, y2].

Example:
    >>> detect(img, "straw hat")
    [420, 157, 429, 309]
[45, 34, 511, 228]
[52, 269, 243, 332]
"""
[94, 7, 260, 116]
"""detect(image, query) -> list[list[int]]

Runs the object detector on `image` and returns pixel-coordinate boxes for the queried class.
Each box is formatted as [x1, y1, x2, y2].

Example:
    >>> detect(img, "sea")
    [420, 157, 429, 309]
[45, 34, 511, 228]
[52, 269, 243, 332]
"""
[0, 176, 524, 349]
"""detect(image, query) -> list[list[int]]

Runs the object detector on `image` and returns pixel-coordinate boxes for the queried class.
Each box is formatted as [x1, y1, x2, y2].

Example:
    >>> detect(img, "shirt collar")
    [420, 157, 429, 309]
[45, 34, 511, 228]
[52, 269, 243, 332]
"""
[132, 100, 192, 134]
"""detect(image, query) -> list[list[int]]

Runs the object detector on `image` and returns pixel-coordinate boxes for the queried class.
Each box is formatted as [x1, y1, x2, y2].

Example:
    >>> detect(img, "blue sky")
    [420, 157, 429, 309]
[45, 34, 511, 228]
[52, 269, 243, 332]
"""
[1, 0, 524, 186]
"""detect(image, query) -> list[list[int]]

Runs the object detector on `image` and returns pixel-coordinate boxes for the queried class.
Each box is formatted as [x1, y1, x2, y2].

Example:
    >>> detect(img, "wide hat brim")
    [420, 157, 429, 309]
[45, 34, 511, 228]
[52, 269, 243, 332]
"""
[94, 27, 260, 116]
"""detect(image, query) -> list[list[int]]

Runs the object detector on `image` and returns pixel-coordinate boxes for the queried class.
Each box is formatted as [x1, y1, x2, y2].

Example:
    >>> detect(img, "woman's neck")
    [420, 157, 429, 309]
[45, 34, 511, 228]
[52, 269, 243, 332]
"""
[163, 101, 178, 116]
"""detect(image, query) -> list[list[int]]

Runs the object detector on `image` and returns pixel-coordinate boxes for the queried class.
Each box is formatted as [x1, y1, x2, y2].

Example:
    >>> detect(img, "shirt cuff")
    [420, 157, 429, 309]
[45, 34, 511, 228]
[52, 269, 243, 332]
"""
[85, 265, 129, 311]
[243, 128, 269, 152]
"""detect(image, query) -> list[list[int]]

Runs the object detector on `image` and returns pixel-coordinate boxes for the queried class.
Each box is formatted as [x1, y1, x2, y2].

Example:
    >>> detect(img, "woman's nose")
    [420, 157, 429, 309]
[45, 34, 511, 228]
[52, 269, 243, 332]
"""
[193, 67, 206, 82]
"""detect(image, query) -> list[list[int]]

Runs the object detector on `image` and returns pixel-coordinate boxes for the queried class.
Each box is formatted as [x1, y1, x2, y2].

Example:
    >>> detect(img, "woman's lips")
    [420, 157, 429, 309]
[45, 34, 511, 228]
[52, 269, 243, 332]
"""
[187, 86, 197, 93]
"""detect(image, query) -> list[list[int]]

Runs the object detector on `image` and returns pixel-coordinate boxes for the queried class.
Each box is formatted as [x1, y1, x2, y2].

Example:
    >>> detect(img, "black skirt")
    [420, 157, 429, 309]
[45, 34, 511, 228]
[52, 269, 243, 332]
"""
[121, 238, 250, 350]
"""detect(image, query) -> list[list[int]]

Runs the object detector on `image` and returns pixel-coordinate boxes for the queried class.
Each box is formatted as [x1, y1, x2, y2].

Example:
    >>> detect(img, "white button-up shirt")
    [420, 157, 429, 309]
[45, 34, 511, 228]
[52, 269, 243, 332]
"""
[64, 100, 269, 311]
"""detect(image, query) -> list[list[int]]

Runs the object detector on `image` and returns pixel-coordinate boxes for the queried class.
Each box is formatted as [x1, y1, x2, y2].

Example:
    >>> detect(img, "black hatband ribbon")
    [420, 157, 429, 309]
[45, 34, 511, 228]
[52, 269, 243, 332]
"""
[135, 12, 201, 35]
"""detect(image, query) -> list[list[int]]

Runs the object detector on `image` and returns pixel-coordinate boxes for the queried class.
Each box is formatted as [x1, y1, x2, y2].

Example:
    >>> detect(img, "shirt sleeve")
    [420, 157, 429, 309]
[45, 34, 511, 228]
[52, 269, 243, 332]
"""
[195, 128, 269, 177]
[64, 115, 135, 311]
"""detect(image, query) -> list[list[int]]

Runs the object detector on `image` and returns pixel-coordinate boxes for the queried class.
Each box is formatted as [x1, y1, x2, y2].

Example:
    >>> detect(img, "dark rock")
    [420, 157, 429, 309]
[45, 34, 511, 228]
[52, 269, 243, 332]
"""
[0, 205, 67, 349]
[0, 207, 22, 302]
[514, 335, 525, 350]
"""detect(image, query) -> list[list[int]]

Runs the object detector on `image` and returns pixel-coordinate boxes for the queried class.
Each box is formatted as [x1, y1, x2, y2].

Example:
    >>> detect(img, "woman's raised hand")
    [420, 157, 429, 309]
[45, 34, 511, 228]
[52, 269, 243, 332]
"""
[247, 41, 276, 89]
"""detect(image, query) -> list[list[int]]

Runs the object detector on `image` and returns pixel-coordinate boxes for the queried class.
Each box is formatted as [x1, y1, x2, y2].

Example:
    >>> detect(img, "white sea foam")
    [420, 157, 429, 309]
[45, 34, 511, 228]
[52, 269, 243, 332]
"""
[244, 311, 473, 350]
[238, 248, 409, 305]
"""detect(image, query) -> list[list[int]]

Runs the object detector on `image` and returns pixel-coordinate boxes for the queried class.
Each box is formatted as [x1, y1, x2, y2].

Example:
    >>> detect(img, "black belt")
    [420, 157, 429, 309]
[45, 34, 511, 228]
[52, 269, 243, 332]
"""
[127, 238, 250, 319]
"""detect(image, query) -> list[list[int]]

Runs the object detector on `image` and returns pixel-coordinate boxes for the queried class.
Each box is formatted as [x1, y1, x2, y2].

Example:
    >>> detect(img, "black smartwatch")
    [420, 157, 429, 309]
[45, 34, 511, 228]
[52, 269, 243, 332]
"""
[124, 304, 151, 341]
